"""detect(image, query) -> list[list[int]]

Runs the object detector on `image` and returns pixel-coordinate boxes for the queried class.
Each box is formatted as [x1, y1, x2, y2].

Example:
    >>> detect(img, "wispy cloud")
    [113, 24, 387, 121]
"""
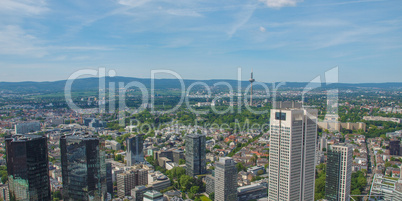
[309, 0, 385, 7]
[259, 0, 303, 8]
[227, 4, 257, 37]
[0, 25, 47, 57]
[0, 0, 48, 15]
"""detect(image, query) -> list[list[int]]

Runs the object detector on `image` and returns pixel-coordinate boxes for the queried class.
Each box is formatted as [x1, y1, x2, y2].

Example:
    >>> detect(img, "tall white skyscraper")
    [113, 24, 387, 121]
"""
[326, 144, 352, 201]
[268, 108, 318, 201]
[215, 157, 237, 201]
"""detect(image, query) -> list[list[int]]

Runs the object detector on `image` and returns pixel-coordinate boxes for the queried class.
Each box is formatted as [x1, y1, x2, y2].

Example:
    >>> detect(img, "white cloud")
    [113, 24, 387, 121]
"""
[117, 0, 150, 8]
[259, 26, 266, 32]
[259, 0, 302, 8]
[0, 25, 47, 57]
[0, 0, 48, 15]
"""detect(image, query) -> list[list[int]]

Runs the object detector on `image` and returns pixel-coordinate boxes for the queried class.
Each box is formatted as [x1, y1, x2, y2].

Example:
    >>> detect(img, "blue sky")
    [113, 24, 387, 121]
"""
[0, 0, 401, 83]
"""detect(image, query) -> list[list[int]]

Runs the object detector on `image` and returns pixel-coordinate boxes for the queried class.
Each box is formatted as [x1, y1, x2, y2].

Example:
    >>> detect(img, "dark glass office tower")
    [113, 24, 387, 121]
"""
[390, 140, 400, 156]
[185, 134, 206, 177]
[326, 144, 352, 201]
[106, 163, 113, 197]
[60, 134, 107, 201]
[126, 134, 145, 166]
[326, 150, 341, 201]
[5, 135, 51, 201]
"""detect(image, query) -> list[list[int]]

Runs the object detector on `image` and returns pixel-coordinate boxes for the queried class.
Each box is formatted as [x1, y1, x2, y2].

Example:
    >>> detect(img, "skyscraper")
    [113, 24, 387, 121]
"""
[127, 134, 145, 166]
[185, 134, 206, 177]
[215, 157, 237, 201]
[390, 140, 401, 156]
[106, 163, 113, 197]
[268, 108, 318, 201]
[5, 135, 51, 201]
[326, 144, 352, 201]
[60, 134, 107, 201]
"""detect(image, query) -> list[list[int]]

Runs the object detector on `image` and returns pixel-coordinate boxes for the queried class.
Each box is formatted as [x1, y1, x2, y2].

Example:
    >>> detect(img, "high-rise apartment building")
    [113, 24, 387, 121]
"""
[5, 135, 51, 201]
[127, 134, 145, 166]
[215, 157, 237, 201]
[60, 134, 107, 201]
[14, 121, 41, 134]
[185, 134, 206, 177]
[268, 108, 318, 201]
[326, 144, 352, 201]
[117, 169, 148, 198]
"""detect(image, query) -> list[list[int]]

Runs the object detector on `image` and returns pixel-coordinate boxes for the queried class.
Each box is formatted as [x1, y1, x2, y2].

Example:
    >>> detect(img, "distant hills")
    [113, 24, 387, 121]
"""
[0, 76, 401, 93]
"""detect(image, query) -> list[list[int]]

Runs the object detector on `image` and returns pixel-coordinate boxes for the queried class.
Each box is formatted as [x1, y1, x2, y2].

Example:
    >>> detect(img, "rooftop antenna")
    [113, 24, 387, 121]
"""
[249, 69, 255, 106]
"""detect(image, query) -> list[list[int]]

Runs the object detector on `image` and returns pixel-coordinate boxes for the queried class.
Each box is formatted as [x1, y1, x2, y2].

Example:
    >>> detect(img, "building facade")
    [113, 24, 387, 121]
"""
[390, 140, 401, 156]
[185, 134, 206, 177]
[5, 135, 51, 201]
[60, 134, 107, 201]
[268, 108, 318, 201]
[14, 122, 41, 134]
[117, 169, 148, 198]
[127, 134, 145, 166]
[215, 157, 237, 201]
[326, 144, 352, 201]
[143, 190, 164, 201]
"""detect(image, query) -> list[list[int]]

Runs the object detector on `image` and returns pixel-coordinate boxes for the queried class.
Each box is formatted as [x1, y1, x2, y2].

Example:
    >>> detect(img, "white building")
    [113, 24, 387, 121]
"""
[268, 108, 317, 201]
[15, 121, 41, 134]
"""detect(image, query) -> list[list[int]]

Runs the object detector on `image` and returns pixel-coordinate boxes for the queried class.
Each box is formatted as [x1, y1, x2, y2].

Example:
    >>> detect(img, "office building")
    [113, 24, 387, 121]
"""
[268, 108, 318, 200]
[215, 157, 237, 201]
[326, 144, 352, 201]
[131, 185, 148, 201]
[143, 190, 163, 201]
[5, 135, 51, 200]
[14, 121, 41, 134]
[106, 163, 113, 197]
[185, 134, 206, 177]
[205, 174, 215, 195]
[60, 134, 107, 201]
[237, 182, 268, 201]
[390, 140, 401, 156]
[0, 184, 9, 201]
[127, 134, 145, 166]
[117, 169, 148, 198]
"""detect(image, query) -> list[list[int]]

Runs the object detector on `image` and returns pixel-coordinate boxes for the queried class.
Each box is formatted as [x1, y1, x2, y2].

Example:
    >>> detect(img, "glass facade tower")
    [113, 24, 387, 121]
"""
[60, 134, 107, 201]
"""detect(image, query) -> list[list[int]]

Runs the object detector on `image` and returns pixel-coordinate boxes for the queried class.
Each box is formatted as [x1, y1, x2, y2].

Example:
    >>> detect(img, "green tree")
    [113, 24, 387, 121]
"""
[190, 186, 200, 194]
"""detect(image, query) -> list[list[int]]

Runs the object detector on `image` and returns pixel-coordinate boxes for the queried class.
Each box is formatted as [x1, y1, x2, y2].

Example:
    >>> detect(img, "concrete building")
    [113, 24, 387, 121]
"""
[205, 174, 215, 195]
[237, 182, 268, 201]
[317, 121, 366, 132]
[117, 169, 148, 198]
[131, 185, 148, 201]
[268, 108, 317, 201]
[185, 134, 206, 177]
[143, 190, 164, 201]
[14, 121, 41, 134]
[0, 184, 9, 201]
[326, 144, 352, 201]
[215, 157, 237, 201]
[127, 134, 145, 166]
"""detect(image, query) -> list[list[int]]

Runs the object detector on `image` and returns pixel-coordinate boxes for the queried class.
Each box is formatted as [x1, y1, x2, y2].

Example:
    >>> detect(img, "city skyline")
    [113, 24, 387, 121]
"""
[0, 0, 401, 83]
